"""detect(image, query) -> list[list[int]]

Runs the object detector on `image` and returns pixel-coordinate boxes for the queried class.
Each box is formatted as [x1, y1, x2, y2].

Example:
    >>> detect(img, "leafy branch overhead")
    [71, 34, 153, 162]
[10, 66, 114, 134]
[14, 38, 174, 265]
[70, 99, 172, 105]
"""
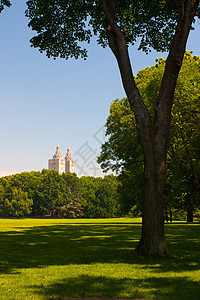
[24, 0, 193, 59]
[0, 0, 11, 13]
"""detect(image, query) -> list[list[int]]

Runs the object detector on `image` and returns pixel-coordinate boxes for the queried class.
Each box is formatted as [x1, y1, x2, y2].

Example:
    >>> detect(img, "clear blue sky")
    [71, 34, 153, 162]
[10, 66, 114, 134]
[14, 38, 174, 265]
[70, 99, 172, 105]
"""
[0, 2, 199, 177]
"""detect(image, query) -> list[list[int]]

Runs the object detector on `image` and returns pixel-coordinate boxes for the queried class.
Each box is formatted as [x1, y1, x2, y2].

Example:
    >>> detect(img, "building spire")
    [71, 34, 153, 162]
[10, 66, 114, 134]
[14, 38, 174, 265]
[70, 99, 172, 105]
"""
[65, 146, 76, 173]
[53, 145, 63, 159]
[66, 146, 72, 159]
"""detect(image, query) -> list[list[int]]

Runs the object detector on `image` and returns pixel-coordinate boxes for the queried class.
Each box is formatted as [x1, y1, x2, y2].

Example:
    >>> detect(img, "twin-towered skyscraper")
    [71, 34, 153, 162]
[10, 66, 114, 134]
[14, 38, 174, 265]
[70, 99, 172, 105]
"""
[48, 145, 76, 174]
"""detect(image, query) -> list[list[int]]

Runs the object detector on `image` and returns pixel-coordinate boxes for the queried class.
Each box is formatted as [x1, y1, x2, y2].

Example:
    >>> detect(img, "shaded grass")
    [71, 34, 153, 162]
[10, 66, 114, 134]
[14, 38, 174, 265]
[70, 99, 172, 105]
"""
[0, 218, 200, 299]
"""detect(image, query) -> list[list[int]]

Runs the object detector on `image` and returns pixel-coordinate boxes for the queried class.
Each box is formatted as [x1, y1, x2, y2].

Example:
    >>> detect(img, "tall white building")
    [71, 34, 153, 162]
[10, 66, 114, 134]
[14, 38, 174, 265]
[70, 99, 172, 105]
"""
[65, 147, 76, 173]
[48, 145, 76, 174]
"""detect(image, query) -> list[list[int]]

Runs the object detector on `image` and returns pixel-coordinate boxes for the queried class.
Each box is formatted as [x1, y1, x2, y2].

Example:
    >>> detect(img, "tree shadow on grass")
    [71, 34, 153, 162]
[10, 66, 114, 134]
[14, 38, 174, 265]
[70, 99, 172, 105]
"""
[29, 274, 200, 300]
[0, 221, 200, 276]
[0, 222, 140, 274]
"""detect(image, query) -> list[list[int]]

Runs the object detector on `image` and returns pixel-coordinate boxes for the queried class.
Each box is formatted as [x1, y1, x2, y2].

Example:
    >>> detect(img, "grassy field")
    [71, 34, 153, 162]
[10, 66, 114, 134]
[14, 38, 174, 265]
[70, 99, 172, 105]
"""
[0, 218, 200, 300]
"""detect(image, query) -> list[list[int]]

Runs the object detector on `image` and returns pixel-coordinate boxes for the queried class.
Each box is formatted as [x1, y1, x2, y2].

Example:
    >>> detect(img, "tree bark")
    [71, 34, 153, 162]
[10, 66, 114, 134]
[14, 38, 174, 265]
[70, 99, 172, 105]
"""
[100, 0, 199, 255]
[170, 207, 173, 222]
[134, 131, 169, 255]
[187, 199, 193, 222]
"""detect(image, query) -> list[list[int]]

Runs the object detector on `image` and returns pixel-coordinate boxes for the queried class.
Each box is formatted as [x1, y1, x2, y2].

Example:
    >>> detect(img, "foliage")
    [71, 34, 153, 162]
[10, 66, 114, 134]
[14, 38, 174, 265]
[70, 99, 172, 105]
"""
[118, 170, 143, 217]
[0, 0, 11, 13]
[167, 53, 200, 217]
[94, 175, 120, 218]
[80, 175, 120, 218]
[98, 97, 142, 173]
[0, 170, 122, 218]
[80, 176, 101, 218]
[98, 52, 200, 220]
[8, 188, 33, 217]
[136, 51, 200, 219]
[24, 0, 189, 59]
[97, 97, 144, 216]
[61, 172, 85, 218]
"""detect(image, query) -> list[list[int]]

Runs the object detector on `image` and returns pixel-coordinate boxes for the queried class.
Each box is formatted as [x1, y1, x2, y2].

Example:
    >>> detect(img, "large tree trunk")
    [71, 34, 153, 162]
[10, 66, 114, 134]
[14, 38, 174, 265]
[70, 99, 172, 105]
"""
[100, 0, 199, 256]
[135, 175, 168, 255]
[135, 128, 169, 255]
[187, 199, 193, 222]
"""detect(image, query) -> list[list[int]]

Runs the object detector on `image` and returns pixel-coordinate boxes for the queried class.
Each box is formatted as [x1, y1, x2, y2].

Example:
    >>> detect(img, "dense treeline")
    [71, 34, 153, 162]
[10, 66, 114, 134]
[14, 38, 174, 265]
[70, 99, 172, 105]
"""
[0, 170, 122, 218]
[0, 168, 199, 220]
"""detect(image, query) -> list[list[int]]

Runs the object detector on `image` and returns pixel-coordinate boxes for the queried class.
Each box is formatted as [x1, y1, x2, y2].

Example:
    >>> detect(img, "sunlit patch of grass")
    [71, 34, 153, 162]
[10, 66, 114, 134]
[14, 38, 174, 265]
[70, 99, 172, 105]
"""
[0, 218, 199, 299]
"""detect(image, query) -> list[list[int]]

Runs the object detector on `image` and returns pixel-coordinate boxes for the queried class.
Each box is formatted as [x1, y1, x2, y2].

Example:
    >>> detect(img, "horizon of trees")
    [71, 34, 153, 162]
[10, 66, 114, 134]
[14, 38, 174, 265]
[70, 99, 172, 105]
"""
[0, 170, 121, 218]
[0, 168, 199, 221]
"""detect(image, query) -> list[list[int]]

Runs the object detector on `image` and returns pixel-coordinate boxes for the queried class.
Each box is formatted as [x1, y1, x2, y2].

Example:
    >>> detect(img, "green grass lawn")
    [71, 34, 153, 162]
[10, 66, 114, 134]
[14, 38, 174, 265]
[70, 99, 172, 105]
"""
[0, 218, 200, 300]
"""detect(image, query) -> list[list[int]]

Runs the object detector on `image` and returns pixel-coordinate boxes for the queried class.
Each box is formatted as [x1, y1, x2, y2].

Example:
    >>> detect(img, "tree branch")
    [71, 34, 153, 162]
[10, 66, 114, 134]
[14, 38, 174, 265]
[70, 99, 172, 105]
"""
[193, 169, 200, 191]
[154, 0, 199, 131]
[99, 0, 152, 132]
[171, 0, 182, 7]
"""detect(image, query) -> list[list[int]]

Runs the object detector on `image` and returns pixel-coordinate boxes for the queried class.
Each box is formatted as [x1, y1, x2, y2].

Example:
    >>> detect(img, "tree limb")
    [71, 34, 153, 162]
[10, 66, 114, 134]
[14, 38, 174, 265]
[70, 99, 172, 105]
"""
[99, 0, 152, 133]
[154, 0, 199, 132]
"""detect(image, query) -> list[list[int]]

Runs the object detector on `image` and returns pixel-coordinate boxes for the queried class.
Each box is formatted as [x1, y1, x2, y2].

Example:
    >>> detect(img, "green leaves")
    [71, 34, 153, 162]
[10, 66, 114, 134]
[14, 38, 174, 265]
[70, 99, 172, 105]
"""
[80, 175, 120, 218]
[26, 0, 93, 59]
[9, 188, 33, 217]
[98, 97, 142, 173]
[0, 0, 11, 13]
[99, 51, 200, 217]
[0, 170, 123, 218]
[166, 52, 200, 214]
[24, 0, 185, 59]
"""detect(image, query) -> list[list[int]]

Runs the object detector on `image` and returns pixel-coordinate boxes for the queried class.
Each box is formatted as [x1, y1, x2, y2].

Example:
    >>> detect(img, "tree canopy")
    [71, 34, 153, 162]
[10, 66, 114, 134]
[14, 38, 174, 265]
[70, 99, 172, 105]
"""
[25, 0, 199, 59]
[0, 0, 11, 13]
[98, 51, 200, 221]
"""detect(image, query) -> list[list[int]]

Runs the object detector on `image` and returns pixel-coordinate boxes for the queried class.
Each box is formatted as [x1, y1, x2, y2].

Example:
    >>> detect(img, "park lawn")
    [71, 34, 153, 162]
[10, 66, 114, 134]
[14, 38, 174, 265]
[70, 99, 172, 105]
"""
[0, 218, 199, 300]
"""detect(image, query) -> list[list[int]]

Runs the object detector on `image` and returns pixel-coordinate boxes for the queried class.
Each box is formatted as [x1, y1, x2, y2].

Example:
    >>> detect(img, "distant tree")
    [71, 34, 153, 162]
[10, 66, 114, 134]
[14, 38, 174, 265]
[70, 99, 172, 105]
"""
[80, 176, 100, 218]
[10, 188, 33, 217]
[0, 171, 44, 216]
[95, 175, 120, 218]
[41, 170, 64, 211]
[0, 183, 5, 216]
[0, 187, 33, 217]
[8, 171, 43, 215]
[61, 172, 84, 217]
[80, 175, 120, 218]
[118, 170, 143, 217]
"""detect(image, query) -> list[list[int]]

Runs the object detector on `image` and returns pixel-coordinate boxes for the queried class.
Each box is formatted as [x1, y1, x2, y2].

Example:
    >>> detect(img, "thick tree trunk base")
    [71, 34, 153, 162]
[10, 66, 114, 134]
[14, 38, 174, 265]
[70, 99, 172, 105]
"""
[187, 212, 193, 222]
[134, 238, 169, 257]
[187, 204, 193, 222]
